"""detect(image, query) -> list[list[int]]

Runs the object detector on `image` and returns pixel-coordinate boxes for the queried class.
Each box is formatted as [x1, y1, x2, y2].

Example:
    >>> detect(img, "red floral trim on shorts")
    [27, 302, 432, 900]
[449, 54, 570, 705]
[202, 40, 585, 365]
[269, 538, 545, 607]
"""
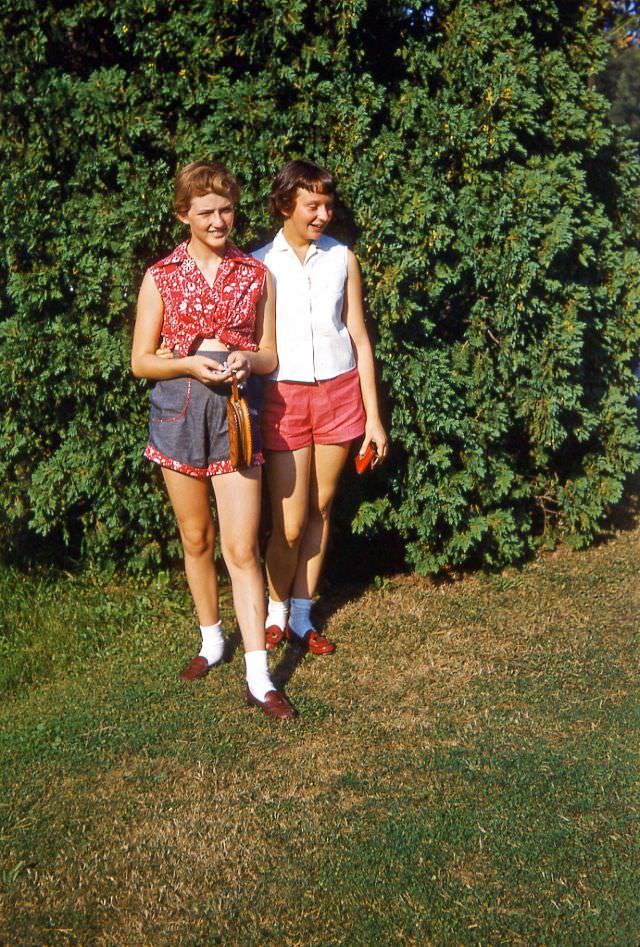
[144, 443, 264, 478]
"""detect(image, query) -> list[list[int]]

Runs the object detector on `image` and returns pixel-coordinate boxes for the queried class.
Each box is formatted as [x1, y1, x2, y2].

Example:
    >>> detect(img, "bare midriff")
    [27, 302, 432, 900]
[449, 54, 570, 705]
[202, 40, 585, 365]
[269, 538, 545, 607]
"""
[195, 337, 230, 352]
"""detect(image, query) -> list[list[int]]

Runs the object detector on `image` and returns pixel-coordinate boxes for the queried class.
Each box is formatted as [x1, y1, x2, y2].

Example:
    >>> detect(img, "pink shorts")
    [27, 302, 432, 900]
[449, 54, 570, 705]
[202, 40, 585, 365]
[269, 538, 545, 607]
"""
[261, 368, 366, 451]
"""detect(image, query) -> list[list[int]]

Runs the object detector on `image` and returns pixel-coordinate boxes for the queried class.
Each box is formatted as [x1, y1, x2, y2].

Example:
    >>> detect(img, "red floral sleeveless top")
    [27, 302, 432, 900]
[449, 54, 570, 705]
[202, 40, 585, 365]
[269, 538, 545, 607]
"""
[149, 240, 267, 355]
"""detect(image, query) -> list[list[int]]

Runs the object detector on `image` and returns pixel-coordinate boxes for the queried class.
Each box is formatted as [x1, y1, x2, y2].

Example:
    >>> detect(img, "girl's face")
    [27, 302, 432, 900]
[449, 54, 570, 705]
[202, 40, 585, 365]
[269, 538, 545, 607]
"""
[179, 191, 235, 253]
[284, 188, 334, 243]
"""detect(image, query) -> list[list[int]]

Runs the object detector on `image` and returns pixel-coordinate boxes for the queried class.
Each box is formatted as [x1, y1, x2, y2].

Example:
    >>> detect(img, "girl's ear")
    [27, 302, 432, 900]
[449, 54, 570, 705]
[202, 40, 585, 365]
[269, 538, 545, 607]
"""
[277, 199, 291, 220]
[176, 212, 189, 225]
[280, 189, 299, 219]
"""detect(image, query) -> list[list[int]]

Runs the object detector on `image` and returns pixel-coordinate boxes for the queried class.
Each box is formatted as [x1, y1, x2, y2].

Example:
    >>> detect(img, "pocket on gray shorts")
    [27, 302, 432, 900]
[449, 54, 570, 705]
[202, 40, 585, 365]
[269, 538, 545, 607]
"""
[149, 377, 191, 422]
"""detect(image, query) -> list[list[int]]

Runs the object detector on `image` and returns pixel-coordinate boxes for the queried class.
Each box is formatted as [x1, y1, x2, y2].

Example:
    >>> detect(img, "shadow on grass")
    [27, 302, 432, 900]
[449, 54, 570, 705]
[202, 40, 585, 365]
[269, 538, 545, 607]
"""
[271, 644, 307, 690]
[223, 626, 243, 664]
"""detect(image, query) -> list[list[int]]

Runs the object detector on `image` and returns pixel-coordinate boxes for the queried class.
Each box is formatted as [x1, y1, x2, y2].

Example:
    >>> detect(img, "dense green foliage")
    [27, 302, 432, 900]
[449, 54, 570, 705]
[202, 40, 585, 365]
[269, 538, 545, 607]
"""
[1, 0, 639, 573]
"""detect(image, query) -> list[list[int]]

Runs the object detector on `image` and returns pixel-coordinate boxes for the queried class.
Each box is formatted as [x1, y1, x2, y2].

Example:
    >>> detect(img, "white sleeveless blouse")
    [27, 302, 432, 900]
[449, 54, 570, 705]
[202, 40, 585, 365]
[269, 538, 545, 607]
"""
[252, 231, 356, 382]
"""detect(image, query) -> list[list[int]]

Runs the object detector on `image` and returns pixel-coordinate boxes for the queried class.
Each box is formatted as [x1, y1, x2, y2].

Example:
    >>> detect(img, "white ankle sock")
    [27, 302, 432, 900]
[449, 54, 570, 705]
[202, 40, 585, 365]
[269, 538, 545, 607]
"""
[288, 597, 314, 638]
[266, 597, 290, 632]
[199, 621, 225, 666]
[245, 649, 274, 702]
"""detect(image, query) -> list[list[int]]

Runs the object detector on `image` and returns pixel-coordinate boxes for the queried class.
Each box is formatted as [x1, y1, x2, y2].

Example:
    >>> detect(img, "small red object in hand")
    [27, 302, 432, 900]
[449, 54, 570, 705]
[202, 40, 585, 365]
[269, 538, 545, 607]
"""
[355, 442, 377, 475]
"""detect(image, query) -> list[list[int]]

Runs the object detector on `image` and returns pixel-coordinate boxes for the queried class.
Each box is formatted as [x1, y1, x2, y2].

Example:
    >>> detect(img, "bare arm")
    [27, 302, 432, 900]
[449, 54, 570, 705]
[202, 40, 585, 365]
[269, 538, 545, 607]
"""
[131, 271, 230, 384]
[343, 250, 388, 460]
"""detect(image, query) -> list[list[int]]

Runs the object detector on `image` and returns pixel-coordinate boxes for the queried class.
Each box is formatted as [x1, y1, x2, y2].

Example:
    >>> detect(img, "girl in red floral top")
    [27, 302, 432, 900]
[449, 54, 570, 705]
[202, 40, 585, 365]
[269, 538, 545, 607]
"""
[131, 161, 295, 721]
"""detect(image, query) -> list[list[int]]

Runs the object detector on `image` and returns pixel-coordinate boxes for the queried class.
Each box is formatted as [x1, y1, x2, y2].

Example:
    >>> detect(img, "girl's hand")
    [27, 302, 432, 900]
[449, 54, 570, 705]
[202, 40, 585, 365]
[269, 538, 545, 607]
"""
[225, 351, 251, 383]
[155, 346, 174, 360]
[185, 355, 232, 385]
[360, 419, 389, 466]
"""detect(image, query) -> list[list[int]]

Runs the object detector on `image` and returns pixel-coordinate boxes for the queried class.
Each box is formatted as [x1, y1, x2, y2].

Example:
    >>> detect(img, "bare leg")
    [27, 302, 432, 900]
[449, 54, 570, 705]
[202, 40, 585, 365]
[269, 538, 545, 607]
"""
[211, 465, 266, 653]
[162, 468, 218, 626]
[291, 442, 351, 599]
[264, 447, 312, 602]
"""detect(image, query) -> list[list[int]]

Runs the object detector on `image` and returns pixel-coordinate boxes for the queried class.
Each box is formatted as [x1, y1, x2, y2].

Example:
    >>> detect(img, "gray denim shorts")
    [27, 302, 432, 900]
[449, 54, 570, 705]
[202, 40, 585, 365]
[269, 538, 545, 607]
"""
[144, 350, 264, 478]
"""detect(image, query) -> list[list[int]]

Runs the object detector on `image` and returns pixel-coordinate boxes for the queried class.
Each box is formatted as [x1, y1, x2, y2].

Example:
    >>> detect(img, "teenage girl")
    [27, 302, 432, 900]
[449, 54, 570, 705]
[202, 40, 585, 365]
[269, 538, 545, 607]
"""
[132, 161, 295, 720]
[253, 159, 388, 653]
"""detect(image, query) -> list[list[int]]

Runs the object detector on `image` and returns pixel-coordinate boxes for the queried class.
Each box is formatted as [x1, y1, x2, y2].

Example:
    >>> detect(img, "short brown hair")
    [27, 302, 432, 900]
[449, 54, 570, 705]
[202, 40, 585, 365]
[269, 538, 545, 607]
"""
[173, 161, 240, 215]
[268, 159, 335, 218]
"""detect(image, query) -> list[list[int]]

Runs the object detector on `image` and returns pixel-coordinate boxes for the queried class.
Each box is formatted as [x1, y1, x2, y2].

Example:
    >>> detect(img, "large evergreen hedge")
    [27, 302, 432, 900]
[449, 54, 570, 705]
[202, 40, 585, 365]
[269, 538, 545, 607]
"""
[1, 1, 638, 574]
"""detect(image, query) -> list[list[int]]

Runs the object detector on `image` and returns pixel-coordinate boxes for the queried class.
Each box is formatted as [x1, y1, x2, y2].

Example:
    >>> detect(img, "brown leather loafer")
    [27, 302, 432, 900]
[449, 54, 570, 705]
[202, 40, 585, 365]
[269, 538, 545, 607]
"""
[265, 624, 284, 651]
[284, 626, 335, 655]
[179, 655, 211, 682]
[246, 687, 297, 720]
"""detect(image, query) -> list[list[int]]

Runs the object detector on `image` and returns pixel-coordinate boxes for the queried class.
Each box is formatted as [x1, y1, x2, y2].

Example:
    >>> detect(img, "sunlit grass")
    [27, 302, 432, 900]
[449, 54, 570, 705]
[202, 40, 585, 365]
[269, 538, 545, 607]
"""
[1, 515, 639, 945]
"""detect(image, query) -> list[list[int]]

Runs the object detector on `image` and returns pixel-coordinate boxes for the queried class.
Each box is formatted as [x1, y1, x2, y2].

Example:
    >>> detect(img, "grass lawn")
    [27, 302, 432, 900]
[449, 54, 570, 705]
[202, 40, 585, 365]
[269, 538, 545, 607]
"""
[1, 506, 639, 945]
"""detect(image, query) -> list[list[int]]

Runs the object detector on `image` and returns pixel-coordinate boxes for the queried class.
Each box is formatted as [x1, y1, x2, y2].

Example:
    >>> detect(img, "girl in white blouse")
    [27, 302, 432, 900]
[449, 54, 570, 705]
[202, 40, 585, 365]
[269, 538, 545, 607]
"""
[254, 159, 388, 654]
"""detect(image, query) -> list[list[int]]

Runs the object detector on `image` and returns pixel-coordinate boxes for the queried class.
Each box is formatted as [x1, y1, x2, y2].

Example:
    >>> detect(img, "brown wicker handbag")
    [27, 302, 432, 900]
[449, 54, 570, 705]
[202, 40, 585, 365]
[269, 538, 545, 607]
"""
[226, 374, 253, 469]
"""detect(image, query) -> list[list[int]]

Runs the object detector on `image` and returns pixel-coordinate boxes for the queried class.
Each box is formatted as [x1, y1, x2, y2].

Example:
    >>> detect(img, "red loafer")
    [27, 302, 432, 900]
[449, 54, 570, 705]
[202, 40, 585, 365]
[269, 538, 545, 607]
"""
[265, 624, 284, 651]
[284, 626, 335, 655]
[179, 655, 211, 681]
[246, 687, 297, 720]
